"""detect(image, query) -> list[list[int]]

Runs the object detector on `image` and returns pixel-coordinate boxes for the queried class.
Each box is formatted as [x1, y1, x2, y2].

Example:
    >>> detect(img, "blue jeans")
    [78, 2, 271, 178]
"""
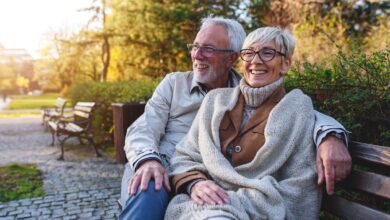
[119, 180, 169, 220]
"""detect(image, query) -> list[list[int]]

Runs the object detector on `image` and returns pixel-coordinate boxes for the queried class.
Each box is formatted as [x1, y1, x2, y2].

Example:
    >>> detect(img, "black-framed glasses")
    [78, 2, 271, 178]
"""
[240, 48, 286, 62]
[187, 43, 233, 57]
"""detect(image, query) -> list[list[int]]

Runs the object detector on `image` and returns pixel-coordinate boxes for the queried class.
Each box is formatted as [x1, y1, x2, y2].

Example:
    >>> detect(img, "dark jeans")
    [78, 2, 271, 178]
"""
[119, 180, 169, 220]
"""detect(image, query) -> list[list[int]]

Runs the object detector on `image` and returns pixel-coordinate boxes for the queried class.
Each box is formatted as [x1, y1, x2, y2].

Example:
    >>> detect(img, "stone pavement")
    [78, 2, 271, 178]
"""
[0, 117, 125, 219]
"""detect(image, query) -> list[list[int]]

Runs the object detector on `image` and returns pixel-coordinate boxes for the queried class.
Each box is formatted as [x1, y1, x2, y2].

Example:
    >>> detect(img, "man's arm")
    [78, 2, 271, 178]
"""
[313, 111, 352, 195]
[124, 74, 175, 194]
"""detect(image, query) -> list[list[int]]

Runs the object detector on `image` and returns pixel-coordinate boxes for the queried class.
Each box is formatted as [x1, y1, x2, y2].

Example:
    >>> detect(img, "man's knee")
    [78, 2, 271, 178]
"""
[120, 181, 169, 220]
[127, 180, 169, 205]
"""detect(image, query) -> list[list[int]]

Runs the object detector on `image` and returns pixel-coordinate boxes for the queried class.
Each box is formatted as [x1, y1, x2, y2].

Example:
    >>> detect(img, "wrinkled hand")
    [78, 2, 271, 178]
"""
[128, 160, 171, 195]
[190, 180, 229, 205]
[316, 135, 352, 195]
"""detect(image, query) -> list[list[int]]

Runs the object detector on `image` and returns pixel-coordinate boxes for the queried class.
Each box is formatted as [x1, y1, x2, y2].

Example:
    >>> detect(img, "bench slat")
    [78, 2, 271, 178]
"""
[56, 98, 67, 107]
[342, 170, 390, 199]
[73, 110, 91, 119]
[74, 105, 94, 112]
[350, 141, 390, 167]
[323, 195, 390, 220]
[76, 102, 95, 107]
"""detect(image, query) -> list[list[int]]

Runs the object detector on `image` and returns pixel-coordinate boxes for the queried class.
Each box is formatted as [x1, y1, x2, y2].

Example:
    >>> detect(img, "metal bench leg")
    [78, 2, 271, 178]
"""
[57, 136, 70, 160]
[49, 129, 56, 146]
[87, 137, 102, 157]
[58, 141, 65, 160]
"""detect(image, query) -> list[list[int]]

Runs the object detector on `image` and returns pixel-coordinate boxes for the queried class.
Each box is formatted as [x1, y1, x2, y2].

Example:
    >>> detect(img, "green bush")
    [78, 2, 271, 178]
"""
[68, 79, 160, 143]
[286, 49, 390, 145]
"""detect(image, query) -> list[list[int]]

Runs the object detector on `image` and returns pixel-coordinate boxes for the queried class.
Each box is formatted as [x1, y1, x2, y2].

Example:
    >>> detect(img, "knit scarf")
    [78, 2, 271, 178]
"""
[165, 87, 321, 220]
[239, 76, 284, 108]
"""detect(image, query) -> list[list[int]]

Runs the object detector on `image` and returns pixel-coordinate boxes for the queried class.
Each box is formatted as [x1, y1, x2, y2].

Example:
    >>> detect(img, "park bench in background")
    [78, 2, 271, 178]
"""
[41, 97, 67, 126]
[48, 102, 101, 160]
[111, 104, 390, 217]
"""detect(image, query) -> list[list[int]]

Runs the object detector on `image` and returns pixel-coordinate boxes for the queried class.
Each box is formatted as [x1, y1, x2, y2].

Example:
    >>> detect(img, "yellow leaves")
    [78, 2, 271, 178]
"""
[16, 76, 29, 88]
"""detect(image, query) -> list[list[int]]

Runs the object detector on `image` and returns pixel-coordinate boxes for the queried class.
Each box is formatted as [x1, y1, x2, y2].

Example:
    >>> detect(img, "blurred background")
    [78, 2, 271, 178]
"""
[0, 0, 389, 145]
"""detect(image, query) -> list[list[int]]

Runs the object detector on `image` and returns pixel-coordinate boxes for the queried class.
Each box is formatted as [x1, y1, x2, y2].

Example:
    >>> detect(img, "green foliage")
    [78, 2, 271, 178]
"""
[286, 49, 390, 145]
[0, 164, 44, 202]
[68, 79, 159, 142]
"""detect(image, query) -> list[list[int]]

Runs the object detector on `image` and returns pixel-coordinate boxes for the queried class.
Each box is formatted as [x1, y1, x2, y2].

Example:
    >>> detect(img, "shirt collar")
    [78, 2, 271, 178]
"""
[190, 69, 242, 94]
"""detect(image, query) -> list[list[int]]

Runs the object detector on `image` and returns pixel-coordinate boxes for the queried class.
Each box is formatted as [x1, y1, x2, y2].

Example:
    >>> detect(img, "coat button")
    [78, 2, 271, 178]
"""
[234, 145, 242, 153]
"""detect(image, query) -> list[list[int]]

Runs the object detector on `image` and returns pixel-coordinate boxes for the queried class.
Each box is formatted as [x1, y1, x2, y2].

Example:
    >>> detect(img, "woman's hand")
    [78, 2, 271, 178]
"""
[190, 180, 229, 205]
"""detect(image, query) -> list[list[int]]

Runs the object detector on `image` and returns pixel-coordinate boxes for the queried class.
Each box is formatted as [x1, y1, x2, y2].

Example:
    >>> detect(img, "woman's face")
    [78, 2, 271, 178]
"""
[241, 40, 291, 88]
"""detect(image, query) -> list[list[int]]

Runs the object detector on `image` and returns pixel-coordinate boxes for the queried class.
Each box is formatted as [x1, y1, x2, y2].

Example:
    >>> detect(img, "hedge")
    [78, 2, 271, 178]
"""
[286, 49, 389, 145]
[68, 79, 159, 143]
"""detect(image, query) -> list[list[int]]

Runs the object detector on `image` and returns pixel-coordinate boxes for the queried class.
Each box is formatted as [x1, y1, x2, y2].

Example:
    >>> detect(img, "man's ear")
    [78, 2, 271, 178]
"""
[281, 57, 292, 75]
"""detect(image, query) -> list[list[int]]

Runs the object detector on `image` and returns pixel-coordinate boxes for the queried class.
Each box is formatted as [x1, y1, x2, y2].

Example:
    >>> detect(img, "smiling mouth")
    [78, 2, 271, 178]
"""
[196, 64, 209, 69]
[250, 70, 267, 75]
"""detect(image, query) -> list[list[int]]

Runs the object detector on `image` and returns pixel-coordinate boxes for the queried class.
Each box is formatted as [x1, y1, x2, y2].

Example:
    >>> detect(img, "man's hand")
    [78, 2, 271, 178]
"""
[316, 135, 352, 195]
[128, 160, 171, 195]
[190, 180, 229, 205]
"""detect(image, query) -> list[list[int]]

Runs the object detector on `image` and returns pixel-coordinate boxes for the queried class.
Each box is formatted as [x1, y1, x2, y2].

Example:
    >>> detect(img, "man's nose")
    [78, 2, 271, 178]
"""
[193, 48, 204, 60]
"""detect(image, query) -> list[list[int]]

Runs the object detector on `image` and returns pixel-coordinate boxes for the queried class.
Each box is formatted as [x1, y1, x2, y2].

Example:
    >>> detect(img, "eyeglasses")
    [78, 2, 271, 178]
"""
[187, 43, 233, 57]
[240, 48, 286, 62]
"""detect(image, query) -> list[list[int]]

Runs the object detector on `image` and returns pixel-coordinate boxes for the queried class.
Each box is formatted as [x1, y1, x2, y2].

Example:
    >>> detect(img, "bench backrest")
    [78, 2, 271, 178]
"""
[322, 141, 390, 219]
[72, 102, 96, 130]
[55, 97, 67, 114]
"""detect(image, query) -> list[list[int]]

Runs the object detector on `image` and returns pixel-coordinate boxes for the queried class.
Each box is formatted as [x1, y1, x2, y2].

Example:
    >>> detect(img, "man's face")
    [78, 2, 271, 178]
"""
[191, 24, 233, 89]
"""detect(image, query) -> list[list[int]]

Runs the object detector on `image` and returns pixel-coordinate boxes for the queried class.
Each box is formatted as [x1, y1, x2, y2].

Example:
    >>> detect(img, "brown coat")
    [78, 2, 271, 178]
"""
[173, 87, 286, 193]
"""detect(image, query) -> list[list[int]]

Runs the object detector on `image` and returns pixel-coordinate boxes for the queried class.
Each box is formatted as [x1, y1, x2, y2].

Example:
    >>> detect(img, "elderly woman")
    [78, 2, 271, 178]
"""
[164, 27, 322, 220]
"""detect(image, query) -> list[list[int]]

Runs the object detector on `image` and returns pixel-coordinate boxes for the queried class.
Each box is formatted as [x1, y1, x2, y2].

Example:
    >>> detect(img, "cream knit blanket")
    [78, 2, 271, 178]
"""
[165, 87, 322, 220]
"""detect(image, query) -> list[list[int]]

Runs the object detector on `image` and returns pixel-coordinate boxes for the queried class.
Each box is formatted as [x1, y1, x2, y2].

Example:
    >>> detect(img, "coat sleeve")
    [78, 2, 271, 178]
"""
[313, 110, 349, 148]
[124, 74, 174, 170]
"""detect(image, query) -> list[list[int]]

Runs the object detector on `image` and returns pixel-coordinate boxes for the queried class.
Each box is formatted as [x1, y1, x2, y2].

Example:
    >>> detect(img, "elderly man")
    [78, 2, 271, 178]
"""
[119, 17, 351, 220]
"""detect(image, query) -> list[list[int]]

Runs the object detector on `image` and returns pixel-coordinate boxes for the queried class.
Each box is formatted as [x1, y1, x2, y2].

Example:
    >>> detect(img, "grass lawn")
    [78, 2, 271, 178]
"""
[0, 112, 41, 118]
[5, 93, 69, 110]
[0, 164, 44, 202]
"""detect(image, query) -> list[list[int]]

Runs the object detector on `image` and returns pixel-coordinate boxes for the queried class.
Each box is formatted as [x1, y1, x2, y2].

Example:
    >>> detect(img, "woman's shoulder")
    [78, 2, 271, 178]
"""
[283, 88, 313, 110]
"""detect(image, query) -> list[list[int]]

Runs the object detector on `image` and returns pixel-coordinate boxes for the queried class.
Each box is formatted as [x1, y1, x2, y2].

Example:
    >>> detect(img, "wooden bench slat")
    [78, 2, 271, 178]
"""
[74, 106, 94, 113]
[342, 170, 390, 199]
[323, 195, 390, 220]
[76, 102, 95, 107]
[350, 141, 390, 167]
[56, 98, 67, 107]
[73, 110, 91, 118]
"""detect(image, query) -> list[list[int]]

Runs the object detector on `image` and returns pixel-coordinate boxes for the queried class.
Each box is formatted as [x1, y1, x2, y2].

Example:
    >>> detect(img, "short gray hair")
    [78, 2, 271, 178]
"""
[242, 27, 295, 59]
[200, 16, 246, 53]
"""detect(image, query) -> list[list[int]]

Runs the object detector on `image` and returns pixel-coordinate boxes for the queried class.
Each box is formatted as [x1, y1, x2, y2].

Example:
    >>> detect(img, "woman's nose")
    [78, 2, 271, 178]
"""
[251, 53, 264, 64]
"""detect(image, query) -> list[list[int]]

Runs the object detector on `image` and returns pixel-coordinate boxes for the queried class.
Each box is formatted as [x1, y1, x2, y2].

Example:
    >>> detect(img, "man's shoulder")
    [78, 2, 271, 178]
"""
[165, 71, 193, 82]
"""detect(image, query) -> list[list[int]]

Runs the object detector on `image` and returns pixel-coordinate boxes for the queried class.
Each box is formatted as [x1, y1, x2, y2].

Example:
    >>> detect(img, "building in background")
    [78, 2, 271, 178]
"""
[0, 43, 37, 94]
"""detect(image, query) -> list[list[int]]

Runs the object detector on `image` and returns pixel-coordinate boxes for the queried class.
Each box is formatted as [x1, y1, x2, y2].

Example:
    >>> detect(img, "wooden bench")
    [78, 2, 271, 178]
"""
[48, 102, 101, 160]
[41, 97, 67, 126]
[321, 141, 390, 219]
[111, 103, 390, 216]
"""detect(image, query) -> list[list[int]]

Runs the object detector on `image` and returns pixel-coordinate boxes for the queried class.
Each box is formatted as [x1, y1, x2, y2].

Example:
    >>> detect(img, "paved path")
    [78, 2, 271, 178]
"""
[0, 117, 124, 219]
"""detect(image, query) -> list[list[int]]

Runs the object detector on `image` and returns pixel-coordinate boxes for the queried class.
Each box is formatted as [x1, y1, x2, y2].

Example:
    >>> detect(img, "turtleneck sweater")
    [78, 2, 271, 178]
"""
[239, 76, 284, 128]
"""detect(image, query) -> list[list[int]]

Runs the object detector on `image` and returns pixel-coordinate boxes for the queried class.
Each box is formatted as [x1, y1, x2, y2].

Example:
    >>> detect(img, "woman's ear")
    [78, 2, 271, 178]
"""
[280, 58, 292, 75]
